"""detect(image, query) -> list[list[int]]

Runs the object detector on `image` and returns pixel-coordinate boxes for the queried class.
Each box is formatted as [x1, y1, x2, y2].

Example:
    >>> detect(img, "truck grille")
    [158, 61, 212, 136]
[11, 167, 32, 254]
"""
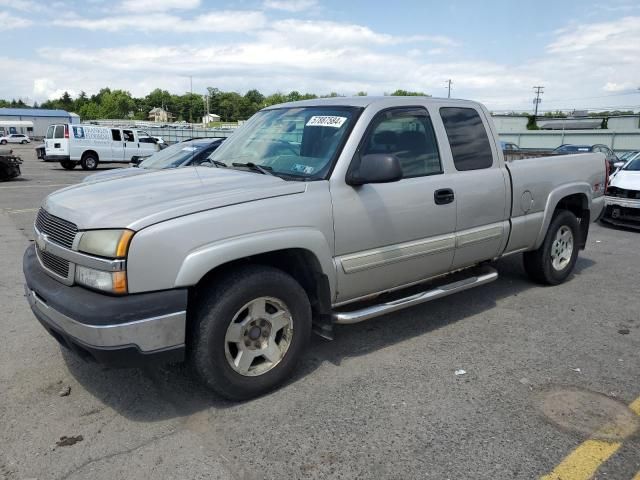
[607, 187, 640, 200]
[37, 246, 70, 278]
[35, 208, 78, 248]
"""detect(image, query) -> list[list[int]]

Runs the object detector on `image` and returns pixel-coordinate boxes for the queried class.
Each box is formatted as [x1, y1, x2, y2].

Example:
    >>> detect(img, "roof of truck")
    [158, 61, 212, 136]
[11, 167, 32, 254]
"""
[265, 96, 480, 110]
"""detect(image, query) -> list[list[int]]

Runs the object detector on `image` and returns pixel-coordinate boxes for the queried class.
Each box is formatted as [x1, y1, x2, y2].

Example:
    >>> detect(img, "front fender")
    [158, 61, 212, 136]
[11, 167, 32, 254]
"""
[534, 182, 591, 249]
[174, 227, 337, 298]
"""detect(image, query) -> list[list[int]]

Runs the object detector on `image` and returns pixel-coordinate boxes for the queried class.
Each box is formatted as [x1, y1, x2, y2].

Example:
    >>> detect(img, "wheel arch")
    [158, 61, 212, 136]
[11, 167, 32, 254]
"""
[535, 184, 591, 250]
[81, 150, 99, 161]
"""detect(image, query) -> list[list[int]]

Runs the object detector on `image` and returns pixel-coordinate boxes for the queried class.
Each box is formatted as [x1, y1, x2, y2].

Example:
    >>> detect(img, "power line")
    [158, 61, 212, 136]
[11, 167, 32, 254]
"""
[533, 86, 544, 117]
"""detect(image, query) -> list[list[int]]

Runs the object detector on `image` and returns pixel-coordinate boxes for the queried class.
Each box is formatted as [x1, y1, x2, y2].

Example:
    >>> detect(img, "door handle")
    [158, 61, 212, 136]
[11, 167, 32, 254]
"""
[434, 188, 455, 205]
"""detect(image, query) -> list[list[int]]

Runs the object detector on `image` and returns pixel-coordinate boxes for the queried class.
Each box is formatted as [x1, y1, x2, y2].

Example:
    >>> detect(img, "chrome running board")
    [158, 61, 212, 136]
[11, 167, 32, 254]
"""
[332, 265, 498, 324]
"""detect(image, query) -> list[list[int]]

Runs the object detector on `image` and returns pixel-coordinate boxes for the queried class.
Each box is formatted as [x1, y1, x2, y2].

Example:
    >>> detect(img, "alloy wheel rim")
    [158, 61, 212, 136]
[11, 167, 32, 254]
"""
[551, 226, 574, 271]
[224, 296, 293, 377]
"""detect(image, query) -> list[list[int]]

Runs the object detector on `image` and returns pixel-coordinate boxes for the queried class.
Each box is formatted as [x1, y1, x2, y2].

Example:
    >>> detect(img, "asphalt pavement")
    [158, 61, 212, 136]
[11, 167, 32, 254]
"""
[1, 144, 638, 480]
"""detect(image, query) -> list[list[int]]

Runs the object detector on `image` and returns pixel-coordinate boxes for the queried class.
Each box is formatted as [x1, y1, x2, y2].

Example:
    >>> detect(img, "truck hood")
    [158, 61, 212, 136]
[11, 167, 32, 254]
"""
[43, 167, 307, 230]
[82, 167, 149, 183]
[609, 170, 640, 191]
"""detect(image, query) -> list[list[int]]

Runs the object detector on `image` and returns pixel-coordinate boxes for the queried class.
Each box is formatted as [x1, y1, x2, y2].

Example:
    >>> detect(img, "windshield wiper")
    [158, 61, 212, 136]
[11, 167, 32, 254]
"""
[232, 162, 274, 176]
[210, 160, 227, 168]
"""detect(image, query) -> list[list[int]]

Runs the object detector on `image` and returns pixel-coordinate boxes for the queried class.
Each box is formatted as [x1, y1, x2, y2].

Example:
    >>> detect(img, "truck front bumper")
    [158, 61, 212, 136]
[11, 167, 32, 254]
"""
[23, 245, 187, 367]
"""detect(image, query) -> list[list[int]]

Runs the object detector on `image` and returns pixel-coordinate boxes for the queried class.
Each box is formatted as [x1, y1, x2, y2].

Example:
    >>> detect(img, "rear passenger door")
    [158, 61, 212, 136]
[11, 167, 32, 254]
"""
[111, 129, 125, 161]
[332, 107, 457, 303]
[439, 107, 509, 269]
[122, 129, 136, 161]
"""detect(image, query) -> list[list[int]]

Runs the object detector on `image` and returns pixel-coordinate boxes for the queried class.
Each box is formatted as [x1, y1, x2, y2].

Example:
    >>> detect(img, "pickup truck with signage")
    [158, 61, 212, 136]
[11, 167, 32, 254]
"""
[24, 97, 606, 399]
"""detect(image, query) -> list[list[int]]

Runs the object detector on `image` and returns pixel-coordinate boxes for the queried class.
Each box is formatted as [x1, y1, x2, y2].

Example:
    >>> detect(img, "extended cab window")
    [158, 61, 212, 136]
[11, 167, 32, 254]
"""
[362, 108, 442, 177]
[123, 130, 135, 142]
[440, 107, 493, 171]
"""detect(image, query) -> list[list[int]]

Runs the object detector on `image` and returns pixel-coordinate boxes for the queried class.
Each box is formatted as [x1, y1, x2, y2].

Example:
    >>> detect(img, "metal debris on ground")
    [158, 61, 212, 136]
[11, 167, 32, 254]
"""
[58, 386, 71, 397]
[55, 435, 83, 447]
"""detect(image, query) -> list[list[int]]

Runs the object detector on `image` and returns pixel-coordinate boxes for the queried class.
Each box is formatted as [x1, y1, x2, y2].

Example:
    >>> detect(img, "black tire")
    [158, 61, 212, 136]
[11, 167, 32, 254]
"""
[60, 160, 76, 170]
[80, 153, 99, 170]
[190, 265, 312, 400]
[0, 140, 6, 145]
[523, 210, 580, 285]
[21, 140, 28, 144]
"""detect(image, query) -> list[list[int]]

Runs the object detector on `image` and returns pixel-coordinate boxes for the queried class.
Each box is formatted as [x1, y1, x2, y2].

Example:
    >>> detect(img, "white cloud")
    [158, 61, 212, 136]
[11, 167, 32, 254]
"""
[119, 0, 200, 12]
[2, 13, 640, 113]
[0, 0, 42, 12]
[263, 0, 317, 12]
[0, 11, 33, 29]
[52, 10, 267, 32]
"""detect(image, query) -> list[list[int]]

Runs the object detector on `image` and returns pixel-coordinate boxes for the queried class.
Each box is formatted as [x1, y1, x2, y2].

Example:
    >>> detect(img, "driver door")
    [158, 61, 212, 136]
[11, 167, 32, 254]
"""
[331, 107, 457, 303]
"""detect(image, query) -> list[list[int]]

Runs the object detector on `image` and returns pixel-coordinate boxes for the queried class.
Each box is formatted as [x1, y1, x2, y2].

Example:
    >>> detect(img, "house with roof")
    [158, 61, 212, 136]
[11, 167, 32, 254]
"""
[148, 107, 174, 123]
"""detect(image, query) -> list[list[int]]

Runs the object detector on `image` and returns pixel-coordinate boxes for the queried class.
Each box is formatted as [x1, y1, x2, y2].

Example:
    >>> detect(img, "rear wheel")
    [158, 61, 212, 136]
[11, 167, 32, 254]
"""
[0, 140, 6, 145]
[190, 265, 312, 400]
[21, 140, 28, 144]
[523, 210, 579, 285]
[80, 153, 98, 170]
[60, 160, 76, 170]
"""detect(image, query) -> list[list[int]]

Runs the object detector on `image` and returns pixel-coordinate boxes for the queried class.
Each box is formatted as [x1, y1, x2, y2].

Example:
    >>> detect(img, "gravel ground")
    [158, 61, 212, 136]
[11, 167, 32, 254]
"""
[1, 144, 638, 480]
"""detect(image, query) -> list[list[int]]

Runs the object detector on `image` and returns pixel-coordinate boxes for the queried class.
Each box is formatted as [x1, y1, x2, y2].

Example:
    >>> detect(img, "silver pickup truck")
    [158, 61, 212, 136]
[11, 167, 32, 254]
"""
[23, 97, 606, 400]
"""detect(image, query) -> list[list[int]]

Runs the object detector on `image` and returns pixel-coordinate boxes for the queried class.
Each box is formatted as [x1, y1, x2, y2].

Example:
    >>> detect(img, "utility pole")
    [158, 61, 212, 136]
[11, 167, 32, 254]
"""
[533, 86, 544, 117]
[446, 79, 452, 98]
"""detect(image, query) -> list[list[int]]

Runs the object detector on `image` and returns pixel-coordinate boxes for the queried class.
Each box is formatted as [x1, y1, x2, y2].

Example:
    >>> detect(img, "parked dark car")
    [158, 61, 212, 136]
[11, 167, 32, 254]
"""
[0, 149, 22, 181]
[82, 137, 225, 183]
[552, 144, 618, 170]
[35, 144, 46, 160]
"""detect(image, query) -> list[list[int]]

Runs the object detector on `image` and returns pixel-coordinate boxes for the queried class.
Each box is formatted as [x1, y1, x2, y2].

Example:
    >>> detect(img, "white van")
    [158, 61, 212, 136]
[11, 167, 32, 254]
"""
[44, 124, 161, 170]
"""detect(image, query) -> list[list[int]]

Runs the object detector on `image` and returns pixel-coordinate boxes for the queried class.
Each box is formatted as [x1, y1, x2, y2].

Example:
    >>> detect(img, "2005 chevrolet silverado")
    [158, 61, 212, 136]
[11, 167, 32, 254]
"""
[23, 97, 607, 399]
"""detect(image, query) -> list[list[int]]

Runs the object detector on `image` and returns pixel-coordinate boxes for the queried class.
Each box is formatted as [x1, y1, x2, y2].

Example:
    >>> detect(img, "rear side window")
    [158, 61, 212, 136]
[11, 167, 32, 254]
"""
[53, 125, 65, 139]
[440, 107, 493, 171]
[111, 129, 122, 141]
[361, 108, 442, 178]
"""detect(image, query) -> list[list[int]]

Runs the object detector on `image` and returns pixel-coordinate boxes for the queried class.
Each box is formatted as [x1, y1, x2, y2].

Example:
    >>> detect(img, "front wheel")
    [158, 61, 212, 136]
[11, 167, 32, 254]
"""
[523, 210, 579, 285]
[21, 140, 28, 144]
[190, 265, 312, 400]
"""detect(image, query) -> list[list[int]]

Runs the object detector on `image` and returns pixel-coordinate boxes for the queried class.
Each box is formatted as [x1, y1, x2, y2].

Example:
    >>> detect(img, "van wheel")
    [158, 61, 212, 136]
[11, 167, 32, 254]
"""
[81, 153, 98, 170]
[190, 265, 312, 400]
[60, 161, 76, 170]
[523, 210, 579, 285]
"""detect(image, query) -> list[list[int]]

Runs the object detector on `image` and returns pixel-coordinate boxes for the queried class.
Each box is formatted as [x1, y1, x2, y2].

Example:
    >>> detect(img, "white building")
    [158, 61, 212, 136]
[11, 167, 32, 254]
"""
[0, 108, 79, 138]
[202, 113, 221, 125]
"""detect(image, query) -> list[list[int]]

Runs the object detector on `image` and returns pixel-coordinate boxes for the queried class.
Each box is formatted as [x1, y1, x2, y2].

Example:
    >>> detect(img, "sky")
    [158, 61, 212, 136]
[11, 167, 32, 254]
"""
[1, 0, 640, 112]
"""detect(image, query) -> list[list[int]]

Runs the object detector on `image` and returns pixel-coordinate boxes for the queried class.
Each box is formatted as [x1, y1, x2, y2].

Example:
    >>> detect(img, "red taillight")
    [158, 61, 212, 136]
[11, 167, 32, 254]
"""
[64, 125, 69, 139]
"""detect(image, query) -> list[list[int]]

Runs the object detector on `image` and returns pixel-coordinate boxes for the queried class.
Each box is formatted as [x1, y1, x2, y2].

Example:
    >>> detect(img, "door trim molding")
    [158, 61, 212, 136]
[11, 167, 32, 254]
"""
[339, 234, 456, 274]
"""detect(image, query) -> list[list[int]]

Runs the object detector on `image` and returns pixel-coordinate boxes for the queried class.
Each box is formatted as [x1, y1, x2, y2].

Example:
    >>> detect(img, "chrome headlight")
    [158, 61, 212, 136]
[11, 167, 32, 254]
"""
[78, 229, 134, 258]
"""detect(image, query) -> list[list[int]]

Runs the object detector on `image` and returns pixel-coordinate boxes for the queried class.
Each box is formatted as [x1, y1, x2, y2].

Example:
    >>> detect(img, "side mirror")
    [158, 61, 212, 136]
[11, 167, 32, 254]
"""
[346, 154, 403, 186]
[613, 161, 625, 169]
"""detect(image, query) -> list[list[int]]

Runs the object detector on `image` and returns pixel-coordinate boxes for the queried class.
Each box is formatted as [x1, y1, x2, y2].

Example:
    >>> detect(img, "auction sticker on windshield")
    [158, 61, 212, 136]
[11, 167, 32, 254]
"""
[306, 116, 347, 128]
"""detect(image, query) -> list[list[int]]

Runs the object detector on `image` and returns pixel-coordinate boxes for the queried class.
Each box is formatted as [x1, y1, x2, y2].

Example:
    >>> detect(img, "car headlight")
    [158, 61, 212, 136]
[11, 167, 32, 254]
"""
[78, 229, 134, 258]
[75, 265, 127, 294]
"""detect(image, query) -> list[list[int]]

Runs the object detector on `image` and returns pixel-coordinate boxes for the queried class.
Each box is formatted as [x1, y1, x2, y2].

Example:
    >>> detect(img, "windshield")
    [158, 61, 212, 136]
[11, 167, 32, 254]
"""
[623, 158, 640, 171]
[138, 141, 210, 169]
[209, 106, 360, 180]
[619, 151, 638, 161]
